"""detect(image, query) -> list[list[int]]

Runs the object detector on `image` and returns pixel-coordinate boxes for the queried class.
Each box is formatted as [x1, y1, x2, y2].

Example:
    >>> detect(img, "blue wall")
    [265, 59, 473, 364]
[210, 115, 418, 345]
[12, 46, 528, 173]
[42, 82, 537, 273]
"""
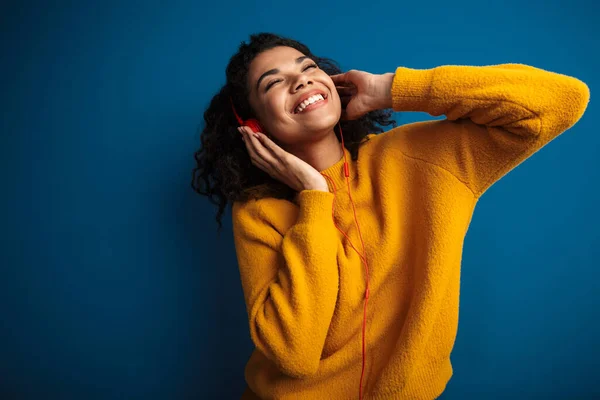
[1, 1, 598, 398]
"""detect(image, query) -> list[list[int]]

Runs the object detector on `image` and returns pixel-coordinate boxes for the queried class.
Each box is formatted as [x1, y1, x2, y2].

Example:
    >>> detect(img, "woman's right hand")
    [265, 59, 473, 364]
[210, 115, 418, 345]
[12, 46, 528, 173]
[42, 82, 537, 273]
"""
[238, 126, 329, 193]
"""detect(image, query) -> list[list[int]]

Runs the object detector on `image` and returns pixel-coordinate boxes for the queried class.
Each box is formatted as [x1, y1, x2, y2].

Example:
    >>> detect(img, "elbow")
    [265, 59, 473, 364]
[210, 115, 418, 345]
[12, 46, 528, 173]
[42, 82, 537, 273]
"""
[564, 77, 590, 126]
[574, 79, 590, 120]
[259, 338, 322, 378]
[252, 325, 323, 378]
[278, 354, 320, 379]
[545, 77, 590, 136]
[249, 296, 333, 379]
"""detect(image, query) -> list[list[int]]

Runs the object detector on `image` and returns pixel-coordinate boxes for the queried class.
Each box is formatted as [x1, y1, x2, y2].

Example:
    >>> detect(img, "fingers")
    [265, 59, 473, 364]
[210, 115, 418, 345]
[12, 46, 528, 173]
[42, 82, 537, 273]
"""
[239, 126, 283, 158]
[336, 85, 357, 96]
[330, 72, 350, 84]
[252, 131, 285, 159]
[238, 126, 280, 174]
[339, 94, 353, 105]
[238, 127, 266, 169]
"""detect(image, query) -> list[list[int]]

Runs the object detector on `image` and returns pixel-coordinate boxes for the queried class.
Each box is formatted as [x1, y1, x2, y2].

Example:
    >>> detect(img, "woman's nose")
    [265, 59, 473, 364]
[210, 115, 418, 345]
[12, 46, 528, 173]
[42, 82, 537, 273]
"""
[294, 78, 313, 92]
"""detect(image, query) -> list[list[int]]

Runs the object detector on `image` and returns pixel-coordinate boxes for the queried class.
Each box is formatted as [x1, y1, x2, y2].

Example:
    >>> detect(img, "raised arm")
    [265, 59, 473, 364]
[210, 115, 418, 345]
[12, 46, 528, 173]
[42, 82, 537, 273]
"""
[232, 190, 340, 378]
[381, 63, 590, 197]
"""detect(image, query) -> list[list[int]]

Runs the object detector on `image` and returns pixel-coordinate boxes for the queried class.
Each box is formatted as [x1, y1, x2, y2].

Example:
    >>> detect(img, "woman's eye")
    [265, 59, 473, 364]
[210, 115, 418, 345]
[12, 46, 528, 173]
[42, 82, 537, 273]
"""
[266, 80, 281, 90]
[265, 64, 318, 91]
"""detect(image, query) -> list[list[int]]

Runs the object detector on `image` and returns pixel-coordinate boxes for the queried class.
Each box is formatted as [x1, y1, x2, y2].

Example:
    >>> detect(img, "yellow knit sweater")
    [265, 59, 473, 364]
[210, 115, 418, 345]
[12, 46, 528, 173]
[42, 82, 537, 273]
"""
[232, 64, 590, 399]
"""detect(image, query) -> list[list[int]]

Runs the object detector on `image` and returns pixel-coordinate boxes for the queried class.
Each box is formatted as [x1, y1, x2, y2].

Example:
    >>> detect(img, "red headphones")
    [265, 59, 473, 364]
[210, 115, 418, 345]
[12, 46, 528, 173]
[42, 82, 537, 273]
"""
[230, 95, 371, 400]
[229, 97, 265, 134]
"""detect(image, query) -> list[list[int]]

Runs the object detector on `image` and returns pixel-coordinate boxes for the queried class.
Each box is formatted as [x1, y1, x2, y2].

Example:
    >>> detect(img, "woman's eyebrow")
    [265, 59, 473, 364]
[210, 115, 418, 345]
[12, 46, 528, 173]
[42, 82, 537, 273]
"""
[255, 56, 311, 91]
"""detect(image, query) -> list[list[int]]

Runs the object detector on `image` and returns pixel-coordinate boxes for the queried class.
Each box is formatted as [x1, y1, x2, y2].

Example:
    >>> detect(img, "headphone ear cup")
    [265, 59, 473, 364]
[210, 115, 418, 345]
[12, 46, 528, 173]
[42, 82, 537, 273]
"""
[245, 119, 264, 134]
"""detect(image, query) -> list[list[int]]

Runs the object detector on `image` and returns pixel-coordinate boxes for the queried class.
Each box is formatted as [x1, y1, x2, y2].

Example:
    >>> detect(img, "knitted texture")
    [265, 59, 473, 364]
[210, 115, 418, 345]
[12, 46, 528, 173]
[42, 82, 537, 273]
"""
[233, 63, 590, 399]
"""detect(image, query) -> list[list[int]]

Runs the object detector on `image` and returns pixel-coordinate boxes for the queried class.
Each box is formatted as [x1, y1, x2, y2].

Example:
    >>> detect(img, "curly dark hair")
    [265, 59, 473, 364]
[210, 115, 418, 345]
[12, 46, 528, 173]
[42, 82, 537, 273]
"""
[191, 32, 397, 235]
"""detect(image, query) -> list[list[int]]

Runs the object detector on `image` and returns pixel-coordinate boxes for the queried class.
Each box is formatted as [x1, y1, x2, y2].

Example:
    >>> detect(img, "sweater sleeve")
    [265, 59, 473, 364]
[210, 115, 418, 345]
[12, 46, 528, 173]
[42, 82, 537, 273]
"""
[231, 190, 340, 378]
[388, 63, 590, 198]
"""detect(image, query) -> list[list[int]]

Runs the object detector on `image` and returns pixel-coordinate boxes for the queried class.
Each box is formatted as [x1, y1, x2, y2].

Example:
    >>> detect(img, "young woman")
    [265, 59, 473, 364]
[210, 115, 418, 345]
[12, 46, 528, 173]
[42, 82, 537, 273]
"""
[192, 32, 590, 400]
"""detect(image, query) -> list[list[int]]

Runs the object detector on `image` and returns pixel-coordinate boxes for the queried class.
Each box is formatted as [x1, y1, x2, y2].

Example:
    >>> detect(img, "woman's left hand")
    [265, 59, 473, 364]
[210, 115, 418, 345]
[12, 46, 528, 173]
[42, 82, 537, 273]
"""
[330, 70, 394, 120]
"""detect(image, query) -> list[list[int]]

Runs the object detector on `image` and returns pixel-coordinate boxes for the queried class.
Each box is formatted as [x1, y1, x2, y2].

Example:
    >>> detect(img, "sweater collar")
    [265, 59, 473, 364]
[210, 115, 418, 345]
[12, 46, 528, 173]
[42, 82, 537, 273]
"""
[318, 145, 358, 193]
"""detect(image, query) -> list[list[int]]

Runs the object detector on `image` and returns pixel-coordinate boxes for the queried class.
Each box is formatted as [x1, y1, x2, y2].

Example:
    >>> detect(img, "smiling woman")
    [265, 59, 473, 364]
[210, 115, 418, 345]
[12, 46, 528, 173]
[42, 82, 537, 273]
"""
[191, 31, 590, 400]
[246, 47, 341, 142]
[191, 32, 396, 233]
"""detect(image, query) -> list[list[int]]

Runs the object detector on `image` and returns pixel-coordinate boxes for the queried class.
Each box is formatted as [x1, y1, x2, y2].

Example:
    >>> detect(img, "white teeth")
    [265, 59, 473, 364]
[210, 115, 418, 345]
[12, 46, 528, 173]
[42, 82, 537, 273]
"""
[295, 94, 325, 113]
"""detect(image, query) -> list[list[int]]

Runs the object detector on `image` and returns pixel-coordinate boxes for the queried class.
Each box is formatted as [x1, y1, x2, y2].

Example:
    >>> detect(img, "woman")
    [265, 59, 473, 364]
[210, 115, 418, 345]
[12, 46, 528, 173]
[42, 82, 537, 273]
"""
[191, 33, 590, 399]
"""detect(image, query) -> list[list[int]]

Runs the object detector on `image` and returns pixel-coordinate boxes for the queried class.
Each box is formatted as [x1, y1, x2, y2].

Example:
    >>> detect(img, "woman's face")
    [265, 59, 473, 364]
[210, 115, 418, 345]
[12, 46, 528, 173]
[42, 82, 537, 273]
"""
[246, 46, 341, 145]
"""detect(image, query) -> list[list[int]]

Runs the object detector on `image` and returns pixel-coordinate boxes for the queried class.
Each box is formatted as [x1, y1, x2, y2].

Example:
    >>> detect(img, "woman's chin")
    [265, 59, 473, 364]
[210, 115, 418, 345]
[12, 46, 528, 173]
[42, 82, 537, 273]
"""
[298, 111, 339, 127]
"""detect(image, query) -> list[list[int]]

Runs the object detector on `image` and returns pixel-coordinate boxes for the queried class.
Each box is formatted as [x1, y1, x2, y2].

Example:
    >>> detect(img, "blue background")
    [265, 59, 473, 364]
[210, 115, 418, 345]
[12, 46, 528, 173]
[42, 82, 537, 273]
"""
[1, 0, 598, 399]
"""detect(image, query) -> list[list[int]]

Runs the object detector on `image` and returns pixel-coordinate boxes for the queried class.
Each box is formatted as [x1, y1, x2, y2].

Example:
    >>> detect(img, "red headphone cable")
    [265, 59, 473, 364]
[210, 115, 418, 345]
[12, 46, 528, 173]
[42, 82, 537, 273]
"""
[321, 122, 371, 400]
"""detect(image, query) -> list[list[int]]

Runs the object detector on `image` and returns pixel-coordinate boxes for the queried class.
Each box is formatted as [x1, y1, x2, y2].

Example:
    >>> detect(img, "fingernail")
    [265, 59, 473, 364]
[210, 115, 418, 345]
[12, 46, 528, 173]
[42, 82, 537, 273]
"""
[253, 133, 260, 139]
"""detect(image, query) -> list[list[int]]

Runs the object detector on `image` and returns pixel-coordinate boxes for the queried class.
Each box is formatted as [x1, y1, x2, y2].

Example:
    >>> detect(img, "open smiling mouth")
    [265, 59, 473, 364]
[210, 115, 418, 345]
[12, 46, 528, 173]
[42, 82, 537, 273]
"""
[293, 93, 328, 114]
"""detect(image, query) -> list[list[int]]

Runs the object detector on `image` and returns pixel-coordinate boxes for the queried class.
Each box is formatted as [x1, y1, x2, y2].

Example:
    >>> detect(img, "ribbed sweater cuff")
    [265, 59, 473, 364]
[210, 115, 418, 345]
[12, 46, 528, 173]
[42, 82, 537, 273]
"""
[295, 190, 335, 225]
